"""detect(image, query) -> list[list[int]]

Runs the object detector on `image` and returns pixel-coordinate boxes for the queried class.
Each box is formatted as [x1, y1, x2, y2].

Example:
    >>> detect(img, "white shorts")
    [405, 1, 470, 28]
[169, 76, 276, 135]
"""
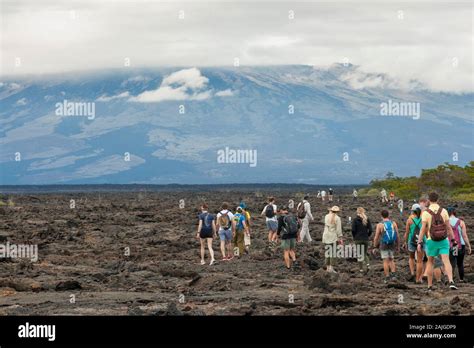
[244, 234, 251, 246]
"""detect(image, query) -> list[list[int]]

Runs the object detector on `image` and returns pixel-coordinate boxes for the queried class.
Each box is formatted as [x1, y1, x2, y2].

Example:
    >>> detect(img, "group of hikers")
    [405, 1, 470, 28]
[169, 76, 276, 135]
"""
[196, 191, 471, 291]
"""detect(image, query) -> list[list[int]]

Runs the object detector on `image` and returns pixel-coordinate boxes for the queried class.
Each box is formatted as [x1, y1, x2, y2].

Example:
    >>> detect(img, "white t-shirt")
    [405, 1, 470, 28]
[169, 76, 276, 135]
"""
[261, 204, 277, 221]
[321, 191, 327, 197]
[217, 210, 234, 229]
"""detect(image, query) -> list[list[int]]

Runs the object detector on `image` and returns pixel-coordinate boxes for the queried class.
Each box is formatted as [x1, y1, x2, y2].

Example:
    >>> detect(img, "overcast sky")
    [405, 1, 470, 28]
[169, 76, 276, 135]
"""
[1, 0, 472, 92]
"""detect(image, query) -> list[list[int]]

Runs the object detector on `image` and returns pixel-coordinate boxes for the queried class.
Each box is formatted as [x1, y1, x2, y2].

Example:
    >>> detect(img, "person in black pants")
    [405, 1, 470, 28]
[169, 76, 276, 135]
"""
[447, 207, 472, 281]
[351, 207, 373, 274]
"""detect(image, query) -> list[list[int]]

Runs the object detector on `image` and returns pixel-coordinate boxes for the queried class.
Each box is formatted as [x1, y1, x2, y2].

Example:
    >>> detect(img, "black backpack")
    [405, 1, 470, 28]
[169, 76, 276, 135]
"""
[282, 214, 298, 237]
[265, 204, 275, 218]
[410, 218, 421, 246]
[297, 201, 307, 219]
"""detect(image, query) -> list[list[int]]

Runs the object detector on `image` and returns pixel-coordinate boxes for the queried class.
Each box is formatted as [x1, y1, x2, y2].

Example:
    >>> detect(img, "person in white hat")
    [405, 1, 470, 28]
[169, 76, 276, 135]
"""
[322, 206, 343, 273]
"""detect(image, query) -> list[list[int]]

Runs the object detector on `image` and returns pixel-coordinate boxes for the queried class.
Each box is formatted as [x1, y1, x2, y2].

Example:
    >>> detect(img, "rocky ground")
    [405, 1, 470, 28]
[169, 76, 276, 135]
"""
[0, 190, 472, 315]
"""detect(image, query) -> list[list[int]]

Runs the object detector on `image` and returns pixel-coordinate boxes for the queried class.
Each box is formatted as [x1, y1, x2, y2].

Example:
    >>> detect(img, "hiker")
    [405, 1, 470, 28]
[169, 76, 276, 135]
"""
[277, 206, 300, 269]
[321, 190, 327, 202]
[352, 189, 358, 202]
[381, 189, 388, 203]
[296, 195, 314, 243]
[417, 192, 458, 290]
[317, 191, 321, 199]
[322, 206, 343, 273]
[196, 204, 216, 265]
[261, 197, 278, 246]
[373, 210, 400, 283]
[233, 206, 249, 257]
[418, 197, 430, 213]
[351, 207, 372, 274]
[216, 202, 235, 261]
[448, 207, 471, 282]
[403, 204, 425, 283]
[240, 203, 252, 253]
[389, 191, 395, 205]
[328, 188, 334, 202]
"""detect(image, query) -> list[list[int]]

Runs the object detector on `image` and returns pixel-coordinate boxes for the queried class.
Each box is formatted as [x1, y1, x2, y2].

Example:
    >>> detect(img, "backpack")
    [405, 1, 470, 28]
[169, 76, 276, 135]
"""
[427, 208, 448, 241]
[297, 201, 307, 219]
[265, 204, 275, 218]
[450, 218, 462, 248]
[234, 213, 245, 231]
[218, 212, 232, 230]
[409, 217, 421, 246]
[201, 213, 213, 233]
[382, 220, 397, 245]
[282, 214, 298, 237]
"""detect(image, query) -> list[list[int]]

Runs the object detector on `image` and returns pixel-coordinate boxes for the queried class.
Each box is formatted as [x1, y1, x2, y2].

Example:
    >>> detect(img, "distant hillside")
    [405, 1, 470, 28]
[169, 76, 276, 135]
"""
[361, 162, 474, 201]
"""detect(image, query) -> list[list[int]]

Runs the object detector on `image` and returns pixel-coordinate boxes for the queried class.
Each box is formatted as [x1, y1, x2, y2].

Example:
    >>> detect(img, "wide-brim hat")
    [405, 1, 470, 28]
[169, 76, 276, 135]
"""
[329, 206, 340, 212]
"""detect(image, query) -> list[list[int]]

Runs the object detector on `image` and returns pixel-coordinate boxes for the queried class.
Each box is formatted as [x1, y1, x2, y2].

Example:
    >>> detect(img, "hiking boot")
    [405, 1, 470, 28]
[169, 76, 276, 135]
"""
[449, 281, 458, 290]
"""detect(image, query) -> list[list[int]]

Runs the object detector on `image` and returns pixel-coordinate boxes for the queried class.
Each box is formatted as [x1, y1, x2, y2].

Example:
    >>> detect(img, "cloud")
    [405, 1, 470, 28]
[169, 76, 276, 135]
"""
[15, 97, 27, 105]
[96, 91, 130, 102]
[215, 89, 234, 97]
[2, 1, 471, 92]
[129, 68, 215, 103]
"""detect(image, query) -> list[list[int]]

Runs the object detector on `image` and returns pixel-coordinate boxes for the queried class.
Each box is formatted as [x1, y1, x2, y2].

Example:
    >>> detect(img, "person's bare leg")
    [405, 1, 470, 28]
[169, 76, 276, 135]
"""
[390, 259, 396, 273]
[220, 240, 226, 258]
[268, 231, 272, 242]
[207, 238, 215, 262]
[409, 253, 415, 275]
[440, 254, 453, 282]
[383, 259, 390, 276]
[416, 251, 424, 282]
[289, 250, 296, 262]
[200, 239, 205, 262]
[426, 257, 434, 287]
[284, 250, 290, 268]
[227, 241, 233, 258]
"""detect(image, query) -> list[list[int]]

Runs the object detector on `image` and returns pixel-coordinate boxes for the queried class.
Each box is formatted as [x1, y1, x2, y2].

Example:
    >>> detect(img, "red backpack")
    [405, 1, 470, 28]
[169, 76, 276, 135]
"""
[427, 207, 448, 241]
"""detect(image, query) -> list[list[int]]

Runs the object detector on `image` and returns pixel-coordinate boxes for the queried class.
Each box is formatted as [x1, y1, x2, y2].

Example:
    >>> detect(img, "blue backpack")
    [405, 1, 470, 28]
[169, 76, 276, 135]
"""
[234, 213, 245, 231]
[382, 220, 397, 245]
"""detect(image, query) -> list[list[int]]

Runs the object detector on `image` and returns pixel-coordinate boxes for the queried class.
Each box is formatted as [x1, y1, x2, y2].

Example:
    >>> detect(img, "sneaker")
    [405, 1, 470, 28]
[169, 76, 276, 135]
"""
[427, 286, 434, 292]
[221, 257, 228, 261]
[209, 259, 216, 266]
[383, 277, 390, 284]
[200, 260, 205, 265]
[449, 281, 458, 290]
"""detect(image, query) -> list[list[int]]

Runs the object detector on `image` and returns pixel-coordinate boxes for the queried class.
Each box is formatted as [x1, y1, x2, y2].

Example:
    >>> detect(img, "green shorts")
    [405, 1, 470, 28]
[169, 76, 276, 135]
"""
[426, 238, 449, 257]
[281, 238, 296, 250]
